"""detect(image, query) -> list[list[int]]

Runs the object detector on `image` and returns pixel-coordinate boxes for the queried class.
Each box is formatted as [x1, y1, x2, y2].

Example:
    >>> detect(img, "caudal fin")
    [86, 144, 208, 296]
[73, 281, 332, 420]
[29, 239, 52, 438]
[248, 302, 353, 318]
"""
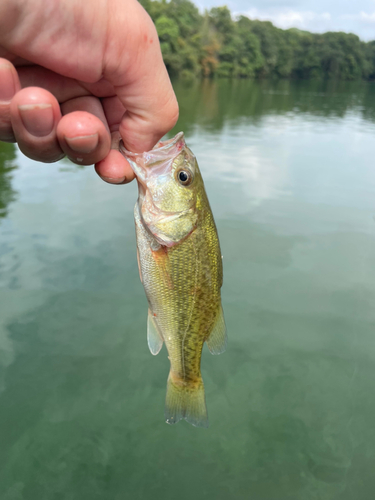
[165, 373, 208, 428]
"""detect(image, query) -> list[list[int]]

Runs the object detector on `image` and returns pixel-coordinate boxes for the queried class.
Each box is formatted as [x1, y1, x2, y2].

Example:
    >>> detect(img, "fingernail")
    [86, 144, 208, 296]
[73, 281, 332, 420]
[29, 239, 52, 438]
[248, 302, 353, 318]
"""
[18, 103, 54, 137]
[0, 62, 17, 102]
[101, 175, 126, 184]
[65, 133, 99, 154]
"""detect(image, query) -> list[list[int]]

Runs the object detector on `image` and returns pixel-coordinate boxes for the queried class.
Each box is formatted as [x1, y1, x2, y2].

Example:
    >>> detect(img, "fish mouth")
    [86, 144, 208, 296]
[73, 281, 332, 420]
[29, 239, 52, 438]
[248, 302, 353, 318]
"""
[119, 132, 185, 158]
[119, 132, 196, 247]
[119, 132, 186, 182]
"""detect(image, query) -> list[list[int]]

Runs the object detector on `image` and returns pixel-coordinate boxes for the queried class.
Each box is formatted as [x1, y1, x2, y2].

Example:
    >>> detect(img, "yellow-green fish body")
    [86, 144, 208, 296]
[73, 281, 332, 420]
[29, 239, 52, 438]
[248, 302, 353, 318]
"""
[122, 132, 226, 427]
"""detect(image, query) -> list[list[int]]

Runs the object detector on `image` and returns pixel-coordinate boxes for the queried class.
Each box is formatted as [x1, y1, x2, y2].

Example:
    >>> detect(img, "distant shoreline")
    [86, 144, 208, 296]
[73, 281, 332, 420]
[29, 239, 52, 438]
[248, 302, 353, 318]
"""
[140, 0, 375, 81]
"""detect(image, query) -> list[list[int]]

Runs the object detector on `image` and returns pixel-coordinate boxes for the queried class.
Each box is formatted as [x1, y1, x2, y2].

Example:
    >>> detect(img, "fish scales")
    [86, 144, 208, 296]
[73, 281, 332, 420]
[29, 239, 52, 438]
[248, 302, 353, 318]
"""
[121, 132, 227, 427]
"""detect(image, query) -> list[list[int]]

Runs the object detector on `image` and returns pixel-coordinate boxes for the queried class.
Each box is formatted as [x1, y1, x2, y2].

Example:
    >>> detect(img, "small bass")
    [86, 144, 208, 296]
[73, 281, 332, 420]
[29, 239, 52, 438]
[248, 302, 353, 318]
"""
[121, 132, 227, 427]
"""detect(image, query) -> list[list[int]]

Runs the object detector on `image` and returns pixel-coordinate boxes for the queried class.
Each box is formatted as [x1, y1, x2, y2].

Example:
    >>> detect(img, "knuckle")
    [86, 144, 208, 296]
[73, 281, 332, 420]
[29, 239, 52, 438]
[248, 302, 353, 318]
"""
[159, 95, 179, 134]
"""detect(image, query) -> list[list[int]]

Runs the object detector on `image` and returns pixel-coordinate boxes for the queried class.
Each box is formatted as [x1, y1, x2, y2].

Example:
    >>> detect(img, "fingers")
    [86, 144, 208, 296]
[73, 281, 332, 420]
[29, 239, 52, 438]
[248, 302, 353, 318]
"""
[18, 65, 91, 102]
[95, 131, 135, 184]
[1, 0, 179, 157]
[8, 87, 115, 167]
[17, 65, 116, 102]
[0, 0, 179, 180]
[101, 95, 126, 133]
[0, 59, 132, 180]
[58, 96, 133, 182]
[10, 86, 64, 162]
[57, 96, 111, 166]
[0, 58, 21, 141]
[92, 96, 136, 184]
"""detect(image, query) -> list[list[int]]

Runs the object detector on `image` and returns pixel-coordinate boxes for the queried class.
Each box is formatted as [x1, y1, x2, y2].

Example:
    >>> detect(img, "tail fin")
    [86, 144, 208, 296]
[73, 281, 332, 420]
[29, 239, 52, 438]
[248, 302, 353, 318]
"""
[165, 373, 208, 428]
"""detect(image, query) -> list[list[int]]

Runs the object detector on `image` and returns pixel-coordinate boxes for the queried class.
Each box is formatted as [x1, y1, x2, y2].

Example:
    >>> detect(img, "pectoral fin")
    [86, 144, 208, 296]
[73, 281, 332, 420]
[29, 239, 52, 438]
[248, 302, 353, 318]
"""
[147, 309, 163, 355]
[206, 305, 227, 355]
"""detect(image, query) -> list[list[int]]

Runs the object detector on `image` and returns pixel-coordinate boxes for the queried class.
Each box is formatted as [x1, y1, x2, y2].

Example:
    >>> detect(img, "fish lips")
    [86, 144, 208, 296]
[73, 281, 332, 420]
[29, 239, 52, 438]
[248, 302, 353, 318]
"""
[119, 132, 186, 182]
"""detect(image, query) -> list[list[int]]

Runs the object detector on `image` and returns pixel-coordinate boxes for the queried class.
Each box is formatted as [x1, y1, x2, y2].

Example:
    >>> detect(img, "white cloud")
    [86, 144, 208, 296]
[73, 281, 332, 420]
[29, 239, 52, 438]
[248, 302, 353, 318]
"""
[360, 11, 375, 22]
[196, 0, 375, 39]
[242, 8, 332, 31]
[342, 11, 375, 23]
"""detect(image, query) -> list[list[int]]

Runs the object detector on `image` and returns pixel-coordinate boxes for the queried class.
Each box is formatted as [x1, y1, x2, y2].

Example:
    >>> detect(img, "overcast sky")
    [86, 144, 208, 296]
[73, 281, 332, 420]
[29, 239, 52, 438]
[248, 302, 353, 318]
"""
[195, 0, 375, 41]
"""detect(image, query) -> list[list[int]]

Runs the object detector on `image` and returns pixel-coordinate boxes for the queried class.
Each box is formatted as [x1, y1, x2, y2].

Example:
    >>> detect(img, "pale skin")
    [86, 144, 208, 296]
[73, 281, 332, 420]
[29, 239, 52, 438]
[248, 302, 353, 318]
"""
[0, 0, 179, 184]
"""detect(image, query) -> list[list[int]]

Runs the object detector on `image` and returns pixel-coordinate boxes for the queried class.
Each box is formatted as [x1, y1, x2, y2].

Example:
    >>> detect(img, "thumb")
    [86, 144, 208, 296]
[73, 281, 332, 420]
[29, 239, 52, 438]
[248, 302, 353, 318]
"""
[103, 0, 179, 153]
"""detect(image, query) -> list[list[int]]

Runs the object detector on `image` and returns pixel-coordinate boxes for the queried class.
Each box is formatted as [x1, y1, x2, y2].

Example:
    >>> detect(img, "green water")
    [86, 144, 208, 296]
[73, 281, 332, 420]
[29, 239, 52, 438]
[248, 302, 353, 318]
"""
[1, 79, 375, 499]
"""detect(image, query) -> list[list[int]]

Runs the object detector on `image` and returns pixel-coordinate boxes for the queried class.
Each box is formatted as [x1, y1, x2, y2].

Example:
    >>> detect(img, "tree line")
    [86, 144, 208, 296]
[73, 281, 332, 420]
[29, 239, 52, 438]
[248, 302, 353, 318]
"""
[139, 0, 375, 80]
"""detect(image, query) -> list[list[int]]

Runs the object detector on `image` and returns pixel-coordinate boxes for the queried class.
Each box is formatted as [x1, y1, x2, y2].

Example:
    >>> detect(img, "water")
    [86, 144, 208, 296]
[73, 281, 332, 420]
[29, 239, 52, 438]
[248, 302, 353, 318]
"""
[1, 79, 375, 499]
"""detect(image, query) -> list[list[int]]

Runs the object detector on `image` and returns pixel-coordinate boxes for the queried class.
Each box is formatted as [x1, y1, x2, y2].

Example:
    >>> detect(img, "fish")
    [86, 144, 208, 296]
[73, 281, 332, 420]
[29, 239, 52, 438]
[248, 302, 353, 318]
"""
[120, 132, 227, 427]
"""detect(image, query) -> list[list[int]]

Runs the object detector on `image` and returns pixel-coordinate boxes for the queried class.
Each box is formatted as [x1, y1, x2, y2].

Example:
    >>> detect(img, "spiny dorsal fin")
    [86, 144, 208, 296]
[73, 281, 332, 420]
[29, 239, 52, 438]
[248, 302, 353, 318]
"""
[206, 305, 227, 355]
[147, 309, 163, 355]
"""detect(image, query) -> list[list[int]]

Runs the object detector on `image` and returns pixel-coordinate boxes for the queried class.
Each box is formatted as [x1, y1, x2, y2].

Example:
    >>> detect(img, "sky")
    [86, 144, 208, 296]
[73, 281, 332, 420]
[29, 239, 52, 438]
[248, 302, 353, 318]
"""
[195, 0, 375, 41]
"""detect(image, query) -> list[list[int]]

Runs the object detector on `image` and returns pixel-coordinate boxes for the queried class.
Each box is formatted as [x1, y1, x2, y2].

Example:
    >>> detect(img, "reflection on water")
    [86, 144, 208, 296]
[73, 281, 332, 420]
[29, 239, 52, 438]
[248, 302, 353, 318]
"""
[172, 78, 375, 134]
[1, 80, 375, 499]
[0, 142, 17, 221]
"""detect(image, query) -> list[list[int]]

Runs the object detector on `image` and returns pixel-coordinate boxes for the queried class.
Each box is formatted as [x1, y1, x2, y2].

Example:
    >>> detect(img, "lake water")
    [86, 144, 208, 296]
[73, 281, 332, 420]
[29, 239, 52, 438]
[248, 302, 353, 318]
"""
[1, 79, 375, 499]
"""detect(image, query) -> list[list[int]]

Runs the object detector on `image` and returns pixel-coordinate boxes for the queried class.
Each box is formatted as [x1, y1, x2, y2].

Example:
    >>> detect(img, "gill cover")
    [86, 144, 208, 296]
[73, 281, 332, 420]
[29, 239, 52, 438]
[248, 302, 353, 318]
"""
[121, 133, 198, 247]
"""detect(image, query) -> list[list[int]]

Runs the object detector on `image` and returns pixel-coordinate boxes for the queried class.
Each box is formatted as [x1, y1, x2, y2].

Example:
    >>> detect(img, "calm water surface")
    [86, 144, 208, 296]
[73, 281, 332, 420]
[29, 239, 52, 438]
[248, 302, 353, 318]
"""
[1, 79, 375, 499]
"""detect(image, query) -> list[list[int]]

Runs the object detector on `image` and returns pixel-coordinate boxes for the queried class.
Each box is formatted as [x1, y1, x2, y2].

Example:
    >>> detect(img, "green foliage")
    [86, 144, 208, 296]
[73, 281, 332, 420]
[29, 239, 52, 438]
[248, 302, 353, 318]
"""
[142, 0, 375, 80]
[0, 142, 17, 221]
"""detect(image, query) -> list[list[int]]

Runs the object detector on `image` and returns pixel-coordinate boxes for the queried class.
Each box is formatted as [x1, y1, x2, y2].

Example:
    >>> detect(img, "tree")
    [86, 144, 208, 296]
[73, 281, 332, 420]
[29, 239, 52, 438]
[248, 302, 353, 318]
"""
[140, 0, 374, 81]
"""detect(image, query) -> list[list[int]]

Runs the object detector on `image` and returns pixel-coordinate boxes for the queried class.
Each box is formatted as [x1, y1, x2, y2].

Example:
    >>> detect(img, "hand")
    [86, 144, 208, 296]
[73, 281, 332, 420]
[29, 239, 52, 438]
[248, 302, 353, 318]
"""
[0, 0, 179, 184]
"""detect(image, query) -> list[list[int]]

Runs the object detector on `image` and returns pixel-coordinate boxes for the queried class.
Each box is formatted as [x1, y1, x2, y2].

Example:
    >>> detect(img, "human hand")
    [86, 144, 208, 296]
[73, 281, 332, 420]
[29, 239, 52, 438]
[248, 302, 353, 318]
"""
[0, 0, 178, 184]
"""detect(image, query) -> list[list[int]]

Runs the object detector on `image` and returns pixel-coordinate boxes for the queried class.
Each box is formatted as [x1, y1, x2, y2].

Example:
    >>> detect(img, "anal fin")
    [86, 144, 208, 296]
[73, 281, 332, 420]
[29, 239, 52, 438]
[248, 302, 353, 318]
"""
[147, 309, 163, 355]
[206, 304, 227, 355]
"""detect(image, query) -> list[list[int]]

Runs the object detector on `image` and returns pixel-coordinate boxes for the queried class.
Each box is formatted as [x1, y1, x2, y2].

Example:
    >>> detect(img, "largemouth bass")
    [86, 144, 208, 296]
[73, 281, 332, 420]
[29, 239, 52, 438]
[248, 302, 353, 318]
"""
[120, 132, 227, 427]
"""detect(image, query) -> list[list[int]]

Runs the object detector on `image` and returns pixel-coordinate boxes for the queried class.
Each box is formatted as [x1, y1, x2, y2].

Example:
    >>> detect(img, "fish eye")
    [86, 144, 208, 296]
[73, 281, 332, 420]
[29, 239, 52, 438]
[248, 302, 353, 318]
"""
[177, 169, 193, 186]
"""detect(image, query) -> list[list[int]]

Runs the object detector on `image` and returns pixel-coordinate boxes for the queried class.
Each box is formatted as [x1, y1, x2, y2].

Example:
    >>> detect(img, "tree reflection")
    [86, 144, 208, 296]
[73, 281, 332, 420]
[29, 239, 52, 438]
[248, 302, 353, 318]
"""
[170, 78, 375, 136]
[0, 142, 18, 221]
